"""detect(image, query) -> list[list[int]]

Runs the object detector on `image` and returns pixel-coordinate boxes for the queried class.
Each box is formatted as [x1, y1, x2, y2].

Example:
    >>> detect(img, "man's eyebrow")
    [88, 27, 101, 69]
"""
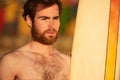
[37, 16, 60, 19]
[37, 16, 50, 19]
[53, 16, 60, 18]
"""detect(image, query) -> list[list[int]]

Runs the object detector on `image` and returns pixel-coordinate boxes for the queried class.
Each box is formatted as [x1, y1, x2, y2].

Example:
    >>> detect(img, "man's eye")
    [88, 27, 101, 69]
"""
[54, 17, 60, 20]
[41, 18, 48, 20]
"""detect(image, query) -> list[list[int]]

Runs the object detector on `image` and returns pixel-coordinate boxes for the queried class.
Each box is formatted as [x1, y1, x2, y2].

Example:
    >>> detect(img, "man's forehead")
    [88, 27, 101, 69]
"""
[35, 4, 59, 16]
[36, 3, 58, 12]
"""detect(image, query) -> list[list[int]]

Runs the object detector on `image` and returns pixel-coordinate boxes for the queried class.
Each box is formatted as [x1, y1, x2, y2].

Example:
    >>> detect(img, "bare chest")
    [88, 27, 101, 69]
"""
[16, 55, 69, 80]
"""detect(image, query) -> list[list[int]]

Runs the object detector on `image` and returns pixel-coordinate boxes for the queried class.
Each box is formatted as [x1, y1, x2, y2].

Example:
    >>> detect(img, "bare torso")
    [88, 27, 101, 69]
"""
[0, 41, 70, 80]
[1, 50, 70, 80]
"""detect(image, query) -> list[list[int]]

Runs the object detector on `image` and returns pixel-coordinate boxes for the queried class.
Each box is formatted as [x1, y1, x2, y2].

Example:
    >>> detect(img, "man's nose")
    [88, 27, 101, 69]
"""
[48, 20, 54, 28]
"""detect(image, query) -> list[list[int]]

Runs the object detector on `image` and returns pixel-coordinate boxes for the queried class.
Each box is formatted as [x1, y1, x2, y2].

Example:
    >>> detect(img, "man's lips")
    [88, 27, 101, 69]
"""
[45, 29, 57, 35]
[47, 31, 56, 34]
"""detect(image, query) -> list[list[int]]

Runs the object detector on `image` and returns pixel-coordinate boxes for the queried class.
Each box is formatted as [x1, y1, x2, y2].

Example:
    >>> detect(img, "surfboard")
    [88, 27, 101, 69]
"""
[104, 0, 120, 80]
[70, 0, 120, 80]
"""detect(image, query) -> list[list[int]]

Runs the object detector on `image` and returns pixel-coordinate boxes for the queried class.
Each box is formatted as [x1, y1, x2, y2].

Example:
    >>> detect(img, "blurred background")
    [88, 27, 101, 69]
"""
[0, 0, 78, 56]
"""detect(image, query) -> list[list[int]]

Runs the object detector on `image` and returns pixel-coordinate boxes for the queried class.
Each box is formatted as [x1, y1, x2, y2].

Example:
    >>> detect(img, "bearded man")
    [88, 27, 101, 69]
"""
[0, 0, 70, 80]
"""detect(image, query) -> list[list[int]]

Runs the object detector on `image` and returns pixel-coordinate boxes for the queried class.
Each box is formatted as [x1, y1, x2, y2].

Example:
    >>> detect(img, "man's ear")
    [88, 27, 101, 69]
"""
[26, 15, 32, 27]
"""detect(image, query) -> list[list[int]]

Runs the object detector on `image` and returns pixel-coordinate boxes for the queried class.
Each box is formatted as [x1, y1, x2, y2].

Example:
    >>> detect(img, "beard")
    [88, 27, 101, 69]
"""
[31, 25, 59, 45]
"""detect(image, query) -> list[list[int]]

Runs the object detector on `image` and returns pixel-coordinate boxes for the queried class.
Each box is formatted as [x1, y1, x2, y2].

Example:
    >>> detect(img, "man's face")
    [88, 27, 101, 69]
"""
[32, 4, 60, 45]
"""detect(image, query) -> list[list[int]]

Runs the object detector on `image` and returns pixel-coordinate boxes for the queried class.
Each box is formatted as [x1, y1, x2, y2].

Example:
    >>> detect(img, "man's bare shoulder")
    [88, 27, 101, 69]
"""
[0, 51, 20, 65]
[0, 51, 21, 78]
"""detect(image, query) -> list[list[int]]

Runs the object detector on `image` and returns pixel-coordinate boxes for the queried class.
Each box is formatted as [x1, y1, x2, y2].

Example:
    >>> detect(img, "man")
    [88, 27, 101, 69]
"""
[0, 0, 70, 80]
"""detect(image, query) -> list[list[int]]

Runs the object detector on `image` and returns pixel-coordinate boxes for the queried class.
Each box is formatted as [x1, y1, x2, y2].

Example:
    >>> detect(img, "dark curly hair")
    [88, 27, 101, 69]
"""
[22, 0, 62, 21]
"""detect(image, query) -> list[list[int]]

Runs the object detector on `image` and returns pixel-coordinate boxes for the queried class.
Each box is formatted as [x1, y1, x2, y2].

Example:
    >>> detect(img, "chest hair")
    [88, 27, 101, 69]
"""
[33, 54, 67, 80]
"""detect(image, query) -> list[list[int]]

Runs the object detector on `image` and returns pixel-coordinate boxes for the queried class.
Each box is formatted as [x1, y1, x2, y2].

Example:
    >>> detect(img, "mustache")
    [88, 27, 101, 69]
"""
[44, 28, 57, 33]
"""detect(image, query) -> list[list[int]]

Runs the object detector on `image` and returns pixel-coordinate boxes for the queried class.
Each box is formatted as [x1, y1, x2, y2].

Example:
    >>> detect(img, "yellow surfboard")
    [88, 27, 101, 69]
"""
[70, 0, 120, 80]
[104, 0, 120, 80]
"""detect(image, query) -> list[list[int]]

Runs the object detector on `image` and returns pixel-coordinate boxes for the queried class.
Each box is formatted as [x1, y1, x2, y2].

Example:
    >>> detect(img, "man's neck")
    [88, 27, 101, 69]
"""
[28, 40, 55, 56]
